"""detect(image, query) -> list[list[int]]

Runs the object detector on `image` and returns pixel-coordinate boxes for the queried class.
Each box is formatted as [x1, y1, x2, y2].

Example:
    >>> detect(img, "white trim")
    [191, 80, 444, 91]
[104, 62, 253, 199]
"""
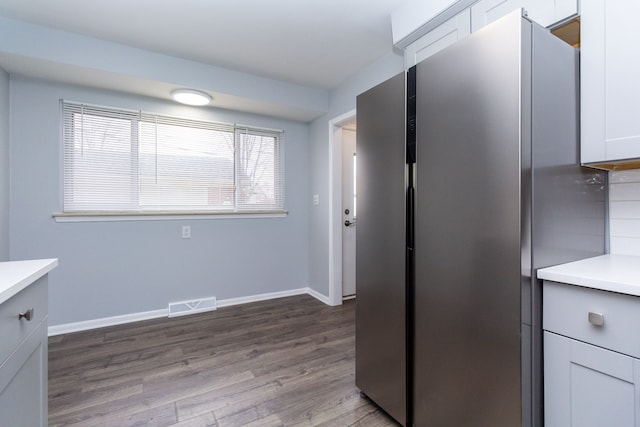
[328, 109, 357, 306]
[47, 287, 331, 336]
[306, 287, 332, 305]
[61, 99, 284, 135]
[235, 123, 284, 133]
[215, 288, 309, 308]
[53, 212, 287, 222]
[48, 308, 168, 336]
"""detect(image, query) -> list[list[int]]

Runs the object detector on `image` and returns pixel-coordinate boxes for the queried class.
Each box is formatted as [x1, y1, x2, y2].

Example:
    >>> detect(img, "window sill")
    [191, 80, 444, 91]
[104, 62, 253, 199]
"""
[52, 210, 288, 223]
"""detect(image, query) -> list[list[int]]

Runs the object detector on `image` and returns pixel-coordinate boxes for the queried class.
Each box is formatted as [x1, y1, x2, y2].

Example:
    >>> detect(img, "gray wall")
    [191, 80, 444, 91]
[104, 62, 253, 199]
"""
[10, 76, 310, 326]
[308, 51, 404, 296]
[0, 67, 8, 261]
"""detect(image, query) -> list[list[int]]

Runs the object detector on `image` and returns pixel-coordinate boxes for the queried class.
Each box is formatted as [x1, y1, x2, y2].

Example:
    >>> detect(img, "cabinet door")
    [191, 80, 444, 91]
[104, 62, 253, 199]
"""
[526, 0, 578, 28]
[471, 0, 524, 32]
[471, 0, 577, 31]
[0, 321, 47, 427]
[553, 0, 579, 24]
[582, 0, 640, 164]
[544, 332, 640, 427]
[404, 9, 470, 68]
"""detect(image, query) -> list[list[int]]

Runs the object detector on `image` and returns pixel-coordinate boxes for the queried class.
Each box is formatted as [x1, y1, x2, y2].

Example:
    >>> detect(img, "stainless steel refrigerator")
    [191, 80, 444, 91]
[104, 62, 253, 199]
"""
[355, 10, 607, 427]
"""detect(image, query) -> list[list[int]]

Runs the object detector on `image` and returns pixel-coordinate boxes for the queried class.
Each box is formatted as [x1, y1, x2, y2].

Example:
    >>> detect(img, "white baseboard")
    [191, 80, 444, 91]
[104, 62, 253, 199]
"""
[48, 287, 331, 336]
[215, 287, 309, 308]
[48, 308, 168, 336]
[306, 287, 332, 305]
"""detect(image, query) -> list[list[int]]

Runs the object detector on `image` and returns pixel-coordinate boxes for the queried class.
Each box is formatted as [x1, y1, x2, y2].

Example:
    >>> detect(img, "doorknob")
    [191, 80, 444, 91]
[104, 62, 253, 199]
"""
[344, 219, 354, 227]
[18, 308, 34, 321]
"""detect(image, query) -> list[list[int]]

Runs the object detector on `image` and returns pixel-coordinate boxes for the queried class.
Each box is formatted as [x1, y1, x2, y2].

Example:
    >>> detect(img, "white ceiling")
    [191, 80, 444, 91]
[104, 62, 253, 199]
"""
[0, 0, 405, 90]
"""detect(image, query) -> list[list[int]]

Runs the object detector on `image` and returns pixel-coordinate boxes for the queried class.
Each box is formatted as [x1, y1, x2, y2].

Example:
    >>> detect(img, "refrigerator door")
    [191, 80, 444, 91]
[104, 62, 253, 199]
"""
[355, 72, 407, 426]
[413, 11, 524, 426]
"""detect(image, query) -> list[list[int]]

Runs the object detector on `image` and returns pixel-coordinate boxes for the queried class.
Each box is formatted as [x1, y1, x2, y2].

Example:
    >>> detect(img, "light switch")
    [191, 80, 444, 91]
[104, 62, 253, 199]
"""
[182, 226, 191, 239]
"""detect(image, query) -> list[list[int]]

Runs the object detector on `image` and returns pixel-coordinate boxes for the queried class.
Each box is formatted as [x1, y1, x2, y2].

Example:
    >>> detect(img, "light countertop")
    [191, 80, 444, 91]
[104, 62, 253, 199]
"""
[0, 259, 58, 305]
[538, 254, 640, 296]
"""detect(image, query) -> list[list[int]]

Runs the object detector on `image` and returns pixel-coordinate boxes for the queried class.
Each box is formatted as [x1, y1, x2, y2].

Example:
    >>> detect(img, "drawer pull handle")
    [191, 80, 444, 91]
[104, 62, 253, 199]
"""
[18, 308, 34, 321]
[588, 312, 604, 327]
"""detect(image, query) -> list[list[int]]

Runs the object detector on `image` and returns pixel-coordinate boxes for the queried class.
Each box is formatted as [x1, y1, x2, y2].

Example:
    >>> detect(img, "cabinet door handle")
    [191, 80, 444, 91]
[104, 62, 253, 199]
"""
[18, 308, 34, 321]
[588, 311, 604, 326]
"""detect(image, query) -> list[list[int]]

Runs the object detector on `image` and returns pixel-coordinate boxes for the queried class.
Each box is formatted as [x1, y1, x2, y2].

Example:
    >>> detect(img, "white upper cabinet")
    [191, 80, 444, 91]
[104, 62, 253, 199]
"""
[401, 0, 579, 68]
[471, 0, 578, 32]
[528, 0, 579, 27]
[581, 0, 640, 165]
[471, 0, 524, 32]
[392, 0, 474, 47]
[405, 9, 471, 68]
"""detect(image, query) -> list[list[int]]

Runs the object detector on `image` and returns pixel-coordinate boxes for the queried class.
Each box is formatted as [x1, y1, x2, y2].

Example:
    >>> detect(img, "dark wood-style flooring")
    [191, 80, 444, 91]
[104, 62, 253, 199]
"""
[48, 295, 399, 426]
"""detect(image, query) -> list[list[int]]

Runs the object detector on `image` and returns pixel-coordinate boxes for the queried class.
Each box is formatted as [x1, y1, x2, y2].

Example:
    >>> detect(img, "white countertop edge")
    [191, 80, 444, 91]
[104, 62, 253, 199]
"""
[538, 254, 640, 297]
[0, 259, 59, 305]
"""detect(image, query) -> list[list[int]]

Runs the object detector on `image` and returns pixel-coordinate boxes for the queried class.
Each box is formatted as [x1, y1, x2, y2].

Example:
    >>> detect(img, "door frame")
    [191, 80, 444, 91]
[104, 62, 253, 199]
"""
[328, 109, 356, 306]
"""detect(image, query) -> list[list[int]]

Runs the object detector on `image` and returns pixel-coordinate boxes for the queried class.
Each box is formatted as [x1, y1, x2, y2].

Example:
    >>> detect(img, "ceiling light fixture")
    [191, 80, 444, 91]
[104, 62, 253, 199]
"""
[171, 89, 212, 106]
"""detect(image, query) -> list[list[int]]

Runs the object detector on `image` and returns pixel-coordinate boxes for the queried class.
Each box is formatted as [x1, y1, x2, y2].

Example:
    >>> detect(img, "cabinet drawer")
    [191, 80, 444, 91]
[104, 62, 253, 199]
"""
[0, 275, 48, 365]
[543, 280, 640, 358]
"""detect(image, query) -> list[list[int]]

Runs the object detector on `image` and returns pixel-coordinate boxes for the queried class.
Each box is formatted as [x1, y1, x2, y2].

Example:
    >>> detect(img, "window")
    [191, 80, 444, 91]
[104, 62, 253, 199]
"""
[61, 102, 285, 215]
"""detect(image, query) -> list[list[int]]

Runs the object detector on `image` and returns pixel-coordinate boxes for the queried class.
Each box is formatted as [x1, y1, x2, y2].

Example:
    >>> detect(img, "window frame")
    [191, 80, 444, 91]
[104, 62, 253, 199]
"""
[55, 101, 287, 222]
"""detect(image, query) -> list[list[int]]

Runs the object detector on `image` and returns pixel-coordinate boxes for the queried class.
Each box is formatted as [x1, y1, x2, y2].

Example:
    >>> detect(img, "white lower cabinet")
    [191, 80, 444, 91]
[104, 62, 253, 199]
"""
[0, 275, 48, 427]
[543, 280, 640, 427]
[544, 332, 640, 427]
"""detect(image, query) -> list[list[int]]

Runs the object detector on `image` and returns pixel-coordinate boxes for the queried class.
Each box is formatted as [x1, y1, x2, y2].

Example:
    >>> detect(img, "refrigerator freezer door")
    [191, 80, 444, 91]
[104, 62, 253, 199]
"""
[355, 72, 407, 426]
[413, 11, 524, 426]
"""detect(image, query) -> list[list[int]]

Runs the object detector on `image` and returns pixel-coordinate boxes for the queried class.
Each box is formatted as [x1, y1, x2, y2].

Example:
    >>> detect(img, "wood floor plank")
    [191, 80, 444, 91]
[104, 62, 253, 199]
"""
[48, 380, 144, 424]
[62, 402, 178, 427]
[174, 374, 282, 421]
[171, 412, 217, 427]
[221, 412, 283, 427]
[49, 295, 399, 426]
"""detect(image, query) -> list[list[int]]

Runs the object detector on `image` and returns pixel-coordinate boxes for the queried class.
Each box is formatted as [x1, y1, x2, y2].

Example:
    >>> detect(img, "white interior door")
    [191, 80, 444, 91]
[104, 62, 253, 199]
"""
[342, 128, 356, 298]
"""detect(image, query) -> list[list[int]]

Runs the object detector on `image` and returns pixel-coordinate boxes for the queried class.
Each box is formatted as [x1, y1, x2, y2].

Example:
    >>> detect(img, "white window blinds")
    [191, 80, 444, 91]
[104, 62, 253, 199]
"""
[62, 101, 285, 214]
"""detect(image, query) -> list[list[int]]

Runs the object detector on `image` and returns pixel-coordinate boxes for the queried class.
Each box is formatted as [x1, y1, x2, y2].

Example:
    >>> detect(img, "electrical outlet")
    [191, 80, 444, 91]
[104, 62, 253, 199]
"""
[182, 226, 191, 239]
[313, 194, 320, 205]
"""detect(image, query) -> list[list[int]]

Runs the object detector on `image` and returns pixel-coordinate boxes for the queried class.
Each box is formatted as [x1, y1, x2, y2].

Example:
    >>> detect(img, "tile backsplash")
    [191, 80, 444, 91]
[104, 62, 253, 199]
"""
[609, 170, 640, 256]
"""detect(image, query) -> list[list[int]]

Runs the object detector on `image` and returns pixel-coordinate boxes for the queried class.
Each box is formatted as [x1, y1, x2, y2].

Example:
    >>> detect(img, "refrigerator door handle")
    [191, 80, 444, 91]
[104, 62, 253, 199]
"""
[406, 185, 414, 250]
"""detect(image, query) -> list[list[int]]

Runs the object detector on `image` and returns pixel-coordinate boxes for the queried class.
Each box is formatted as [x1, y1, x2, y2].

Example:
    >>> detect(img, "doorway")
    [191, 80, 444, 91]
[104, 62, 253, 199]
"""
[341, 127, 356, 299]
[328, 109, 357, 305]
